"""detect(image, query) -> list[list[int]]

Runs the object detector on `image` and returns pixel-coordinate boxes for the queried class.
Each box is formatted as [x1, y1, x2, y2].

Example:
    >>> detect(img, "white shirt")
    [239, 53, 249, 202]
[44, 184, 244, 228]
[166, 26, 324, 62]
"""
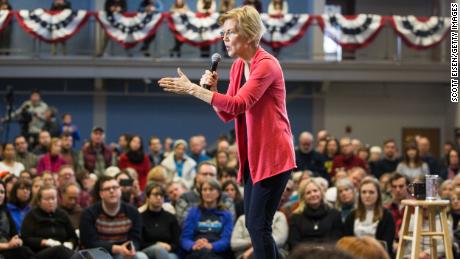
[354, 209, 379, 237]
[0, 161, 25, 176]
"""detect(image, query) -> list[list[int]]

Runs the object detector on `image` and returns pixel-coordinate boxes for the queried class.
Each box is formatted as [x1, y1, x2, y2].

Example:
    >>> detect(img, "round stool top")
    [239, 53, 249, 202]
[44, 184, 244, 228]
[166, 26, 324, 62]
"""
[401, 199, 450, 207]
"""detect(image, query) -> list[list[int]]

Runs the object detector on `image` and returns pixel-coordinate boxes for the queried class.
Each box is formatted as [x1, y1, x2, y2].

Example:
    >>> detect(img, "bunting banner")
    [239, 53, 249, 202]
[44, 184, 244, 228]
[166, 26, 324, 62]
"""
[166, 11, 221, 47]
[96, 11, 164, 49]
[317, 14, 385, 50]
[0, 10, 452, 51]
[15, 9, 90, 43]
[0, 10, 12, 33]
[390, 15, 450, 49]
[260, 14, 312, 48]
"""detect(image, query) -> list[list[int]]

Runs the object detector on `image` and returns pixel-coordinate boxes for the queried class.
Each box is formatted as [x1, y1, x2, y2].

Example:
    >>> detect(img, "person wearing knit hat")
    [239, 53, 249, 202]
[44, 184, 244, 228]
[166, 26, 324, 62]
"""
[161, 139, 196, 188]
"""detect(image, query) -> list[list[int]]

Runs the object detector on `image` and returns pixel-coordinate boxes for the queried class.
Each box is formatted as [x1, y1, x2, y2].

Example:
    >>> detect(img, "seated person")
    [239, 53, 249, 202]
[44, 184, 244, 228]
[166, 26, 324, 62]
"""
[180, 178, 233, 259]
[175, 162, 234, 225]
[79, 176, 145, 259]
[141, 182, 180, 259]
[7, 179, 32, 233]
[344, 177, 395, 257]
[288, 179, 343, 250]
[0, 180, 35, 258]
[21, 185, 77, 259]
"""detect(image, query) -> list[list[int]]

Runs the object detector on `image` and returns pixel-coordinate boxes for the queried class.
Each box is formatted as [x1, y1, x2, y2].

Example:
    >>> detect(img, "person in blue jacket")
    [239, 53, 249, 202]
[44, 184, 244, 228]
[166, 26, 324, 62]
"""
[180, 178, 233, 259]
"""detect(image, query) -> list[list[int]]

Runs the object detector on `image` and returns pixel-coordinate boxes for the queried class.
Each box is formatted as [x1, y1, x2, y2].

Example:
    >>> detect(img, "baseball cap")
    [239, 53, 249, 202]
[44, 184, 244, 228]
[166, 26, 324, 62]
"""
[92, 126, 104, 133]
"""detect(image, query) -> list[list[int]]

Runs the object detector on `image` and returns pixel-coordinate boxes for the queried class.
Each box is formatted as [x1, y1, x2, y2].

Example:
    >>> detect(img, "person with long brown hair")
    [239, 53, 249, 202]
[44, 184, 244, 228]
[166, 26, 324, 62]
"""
[118, 135, 151, 190]
[180, 178, 233, 259]
[344, 177, 395, 257]
[396, 143, 429, 181]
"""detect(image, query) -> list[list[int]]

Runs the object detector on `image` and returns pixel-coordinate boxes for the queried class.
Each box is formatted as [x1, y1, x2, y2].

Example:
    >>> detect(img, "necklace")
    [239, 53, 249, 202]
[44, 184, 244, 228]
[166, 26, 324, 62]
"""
[313, 220, 319, 230]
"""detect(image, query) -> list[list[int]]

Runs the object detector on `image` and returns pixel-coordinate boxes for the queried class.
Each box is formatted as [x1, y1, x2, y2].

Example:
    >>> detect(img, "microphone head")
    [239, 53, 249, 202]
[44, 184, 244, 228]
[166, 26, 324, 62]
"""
[211, 53, 222, 63]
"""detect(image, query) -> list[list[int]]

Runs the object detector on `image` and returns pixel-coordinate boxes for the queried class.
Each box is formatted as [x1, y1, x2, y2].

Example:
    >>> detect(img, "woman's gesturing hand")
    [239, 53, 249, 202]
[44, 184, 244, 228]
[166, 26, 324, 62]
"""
[158, 68, 195, 95]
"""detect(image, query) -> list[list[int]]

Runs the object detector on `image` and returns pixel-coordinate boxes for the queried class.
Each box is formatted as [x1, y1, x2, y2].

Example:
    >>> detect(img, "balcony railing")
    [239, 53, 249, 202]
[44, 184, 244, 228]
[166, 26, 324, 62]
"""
[0, 12, 450, 63]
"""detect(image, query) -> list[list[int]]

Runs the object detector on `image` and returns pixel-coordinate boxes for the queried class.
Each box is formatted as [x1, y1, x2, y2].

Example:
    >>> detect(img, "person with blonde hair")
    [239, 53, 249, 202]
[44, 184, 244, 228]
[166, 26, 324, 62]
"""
[159, 5, 295, 259]
[288, 179, 343, 250]
[147, 165, 168, 186]
[449, 189, 460, 230]
[336, 236, 390, 259]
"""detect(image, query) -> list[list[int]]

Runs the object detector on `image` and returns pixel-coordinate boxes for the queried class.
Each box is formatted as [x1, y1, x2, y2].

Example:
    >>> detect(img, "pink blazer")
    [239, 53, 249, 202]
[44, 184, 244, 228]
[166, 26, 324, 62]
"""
[211, 47, 296, 184]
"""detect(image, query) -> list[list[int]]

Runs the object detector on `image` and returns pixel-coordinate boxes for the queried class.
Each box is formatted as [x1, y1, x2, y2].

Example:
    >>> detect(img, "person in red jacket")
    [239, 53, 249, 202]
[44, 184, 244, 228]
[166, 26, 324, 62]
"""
[158, 6, 295, 259]
[118, 135, 151, 191]
[331, 137, 368, 178]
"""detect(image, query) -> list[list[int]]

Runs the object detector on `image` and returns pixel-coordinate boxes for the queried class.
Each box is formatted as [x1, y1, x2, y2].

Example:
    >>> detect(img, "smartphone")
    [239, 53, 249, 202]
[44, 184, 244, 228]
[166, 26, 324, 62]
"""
[120, 179, 134, 187]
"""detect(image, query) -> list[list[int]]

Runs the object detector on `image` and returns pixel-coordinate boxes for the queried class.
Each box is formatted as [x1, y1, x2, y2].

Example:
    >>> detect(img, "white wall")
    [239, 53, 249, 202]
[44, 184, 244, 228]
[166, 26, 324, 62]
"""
[323, 82, 450, 149]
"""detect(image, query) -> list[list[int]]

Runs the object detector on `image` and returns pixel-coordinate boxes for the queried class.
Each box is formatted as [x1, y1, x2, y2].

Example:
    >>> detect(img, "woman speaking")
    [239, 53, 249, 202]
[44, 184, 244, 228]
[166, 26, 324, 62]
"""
[158, 6, 295, 259]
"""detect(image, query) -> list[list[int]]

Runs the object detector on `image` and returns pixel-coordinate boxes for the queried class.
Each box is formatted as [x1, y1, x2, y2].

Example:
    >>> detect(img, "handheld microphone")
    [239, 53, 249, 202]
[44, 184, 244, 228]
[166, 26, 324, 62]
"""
[203, 53, 222, 90]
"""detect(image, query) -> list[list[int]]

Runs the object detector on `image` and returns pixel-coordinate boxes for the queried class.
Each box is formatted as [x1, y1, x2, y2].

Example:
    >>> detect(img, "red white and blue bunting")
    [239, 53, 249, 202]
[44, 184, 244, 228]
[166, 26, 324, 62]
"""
[166, 11, 221, 47]
[96, 11, 164, 49]
[317, 14, 385, 50]
[260, 14, 312, 48]
[390, 16, 450, 49]
[0, 10, 12, 33]
[2, 10, 453, 51]
[15, 9, 89, 43]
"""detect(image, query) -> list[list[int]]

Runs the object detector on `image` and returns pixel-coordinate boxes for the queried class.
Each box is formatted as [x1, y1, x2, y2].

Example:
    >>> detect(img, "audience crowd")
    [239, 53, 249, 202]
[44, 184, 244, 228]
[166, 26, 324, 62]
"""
[0, 93, 457, 259]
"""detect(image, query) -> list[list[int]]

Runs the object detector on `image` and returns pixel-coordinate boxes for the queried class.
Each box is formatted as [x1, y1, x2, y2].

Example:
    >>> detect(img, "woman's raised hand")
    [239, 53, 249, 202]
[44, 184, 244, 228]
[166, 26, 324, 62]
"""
[158, 68, 194, 95]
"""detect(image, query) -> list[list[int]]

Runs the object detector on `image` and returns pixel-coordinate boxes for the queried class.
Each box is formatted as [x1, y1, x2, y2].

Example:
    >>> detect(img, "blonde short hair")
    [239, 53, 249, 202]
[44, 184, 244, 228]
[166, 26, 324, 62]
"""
[294, 178, 326, 214]
[147, 166, 168, 184]
[219, 5, 265, 46]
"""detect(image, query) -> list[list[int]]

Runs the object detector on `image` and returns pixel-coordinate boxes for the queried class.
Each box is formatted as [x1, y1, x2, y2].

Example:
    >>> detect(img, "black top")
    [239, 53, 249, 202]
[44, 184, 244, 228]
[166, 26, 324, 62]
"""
[422, 155, 444, 176]
[21, 207, 78, 252]
[343, 208, 395, 257]
[0, 210, 17, 242]
[141, 208, 181, 252]
[243, 0, 262, 13]
[372, 157, 401, 179]
[288, 204, 343, 250]
[295, 149, 329, 182]
[105, 0, 127, 13]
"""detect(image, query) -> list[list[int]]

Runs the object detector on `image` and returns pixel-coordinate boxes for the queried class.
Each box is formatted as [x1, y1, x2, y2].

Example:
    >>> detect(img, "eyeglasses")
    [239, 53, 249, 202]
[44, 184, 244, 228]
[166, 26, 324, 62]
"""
[220, 30, 236, 39]
[101, 185, 120, 192]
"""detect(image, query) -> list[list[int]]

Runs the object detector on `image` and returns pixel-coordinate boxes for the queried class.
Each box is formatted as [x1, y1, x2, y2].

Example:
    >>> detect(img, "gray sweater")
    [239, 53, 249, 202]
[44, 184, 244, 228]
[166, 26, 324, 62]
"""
[231, 211, 288, 258]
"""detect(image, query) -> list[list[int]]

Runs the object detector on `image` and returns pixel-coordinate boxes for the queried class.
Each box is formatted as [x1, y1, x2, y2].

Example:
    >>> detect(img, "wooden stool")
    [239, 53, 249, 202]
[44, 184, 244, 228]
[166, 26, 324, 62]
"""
[396, 199, 453, 259]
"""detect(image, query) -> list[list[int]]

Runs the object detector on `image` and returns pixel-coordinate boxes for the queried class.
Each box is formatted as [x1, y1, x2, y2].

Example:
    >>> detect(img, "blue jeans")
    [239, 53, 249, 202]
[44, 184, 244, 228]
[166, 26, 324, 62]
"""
[243, 166, 291, 259]
[141, 243, 178, 259]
